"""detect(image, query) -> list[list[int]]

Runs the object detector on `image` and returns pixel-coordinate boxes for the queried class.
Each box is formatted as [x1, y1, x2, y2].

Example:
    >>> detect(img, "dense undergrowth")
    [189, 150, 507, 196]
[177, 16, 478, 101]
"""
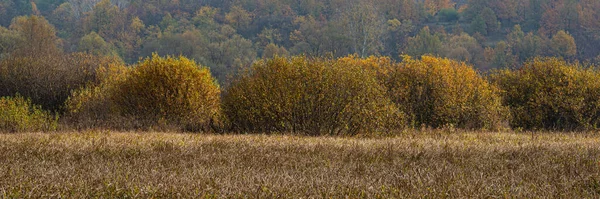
[1, 53, 599, 134]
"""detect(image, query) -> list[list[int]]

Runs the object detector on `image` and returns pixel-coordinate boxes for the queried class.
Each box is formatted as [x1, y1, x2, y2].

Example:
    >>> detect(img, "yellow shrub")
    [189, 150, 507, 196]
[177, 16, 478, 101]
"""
[490, 57, 600, 130]
[0, 95, 57, 132]
[65, 62, 128, 129]
[66, 54, 221, 131]
[386, 55, 508, 130]
[223, 56, 403, 135]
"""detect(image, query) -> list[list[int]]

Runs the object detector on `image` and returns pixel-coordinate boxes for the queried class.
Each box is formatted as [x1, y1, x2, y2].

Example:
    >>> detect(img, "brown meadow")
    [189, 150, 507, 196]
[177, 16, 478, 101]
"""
[1, 131, 599, 198]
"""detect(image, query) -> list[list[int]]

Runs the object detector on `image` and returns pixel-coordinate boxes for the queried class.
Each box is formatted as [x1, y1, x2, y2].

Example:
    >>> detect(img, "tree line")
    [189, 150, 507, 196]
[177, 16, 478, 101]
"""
[1, 0, 599, 82]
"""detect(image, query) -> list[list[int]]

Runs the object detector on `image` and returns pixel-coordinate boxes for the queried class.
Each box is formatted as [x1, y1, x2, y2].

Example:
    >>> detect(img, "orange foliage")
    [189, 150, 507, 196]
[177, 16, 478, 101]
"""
[223, 55, 402, 135]
[386, 56, 508, 129]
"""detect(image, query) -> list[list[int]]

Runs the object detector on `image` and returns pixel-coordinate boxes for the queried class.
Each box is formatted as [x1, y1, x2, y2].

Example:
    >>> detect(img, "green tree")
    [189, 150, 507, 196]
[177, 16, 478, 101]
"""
[441, 33, 484, 66]
[470, 15, 487, 35]
[490, 41, 517, 68]
[49, 2, 76, 38]
[406, 26, 442, 57]
[506, 25, 525, 49]
[0, 0, 31, 26]
[518, 32, 545, 62]
[437, 8, 459, 22]
[9, 15, 61, 57]
[225, 5, 252, 32]
[480, 7, 500, 34]
[578, 0, 600, 40]
[0, 26, 19, 58]
[385, 19, 414, 58]
[116, 16, 145, 63]
[289, 15, 327, 55]
[336, 1, 385, 57]
[78, 31, 117, 58]
[550, 30, 577, 58]
[159, 13, 177, 31]
[192, 6, 220, 30]
[262, 43, 289, 59]
[462, 0, 489, 20]
[84, 0, 126, 40]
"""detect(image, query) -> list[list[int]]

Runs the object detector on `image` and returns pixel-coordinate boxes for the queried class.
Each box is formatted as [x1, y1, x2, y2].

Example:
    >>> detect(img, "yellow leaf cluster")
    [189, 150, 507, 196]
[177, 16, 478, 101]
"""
[490, 57, 600, 130]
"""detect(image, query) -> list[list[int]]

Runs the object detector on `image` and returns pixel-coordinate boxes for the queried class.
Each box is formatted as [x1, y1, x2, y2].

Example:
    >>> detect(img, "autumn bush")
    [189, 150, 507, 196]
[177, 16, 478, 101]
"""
[490, 57, 600, 130]
[67, 54, 221, 131]
[65, 61, 129, 129]
[0, 53, 118, 112]
[0, 95, 57, 132]
[384, 56, 508, 130]
[223, 56, 402, 135]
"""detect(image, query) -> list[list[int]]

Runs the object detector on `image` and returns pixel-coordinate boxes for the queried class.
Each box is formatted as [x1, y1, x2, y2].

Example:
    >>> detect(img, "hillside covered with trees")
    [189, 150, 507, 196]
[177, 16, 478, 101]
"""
[1, 0, 599, 81]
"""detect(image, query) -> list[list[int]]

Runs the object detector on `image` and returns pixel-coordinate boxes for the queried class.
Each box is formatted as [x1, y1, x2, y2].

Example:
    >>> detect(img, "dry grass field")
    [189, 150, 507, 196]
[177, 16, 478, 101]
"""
[1, 131, 600, 198]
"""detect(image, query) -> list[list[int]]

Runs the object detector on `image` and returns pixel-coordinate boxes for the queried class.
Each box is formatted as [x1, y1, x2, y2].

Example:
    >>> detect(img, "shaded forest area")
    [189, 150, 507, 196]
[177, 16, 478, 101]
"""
[1, 0, 599, 82]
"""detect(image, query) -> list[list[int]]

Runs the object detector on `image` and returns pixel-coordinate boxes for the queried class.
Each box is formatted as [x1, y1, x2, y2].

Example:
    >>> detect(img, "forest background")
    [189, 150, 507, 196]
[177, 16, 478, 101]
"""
[1, 0, 598, 82]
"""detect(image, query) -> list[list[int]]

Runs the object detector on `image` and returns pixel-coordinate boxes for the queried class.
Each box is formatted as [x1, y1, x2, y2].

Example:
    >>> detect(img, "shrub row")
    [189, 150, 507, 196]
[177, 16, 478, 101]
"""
[1, 54, 599, 133]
